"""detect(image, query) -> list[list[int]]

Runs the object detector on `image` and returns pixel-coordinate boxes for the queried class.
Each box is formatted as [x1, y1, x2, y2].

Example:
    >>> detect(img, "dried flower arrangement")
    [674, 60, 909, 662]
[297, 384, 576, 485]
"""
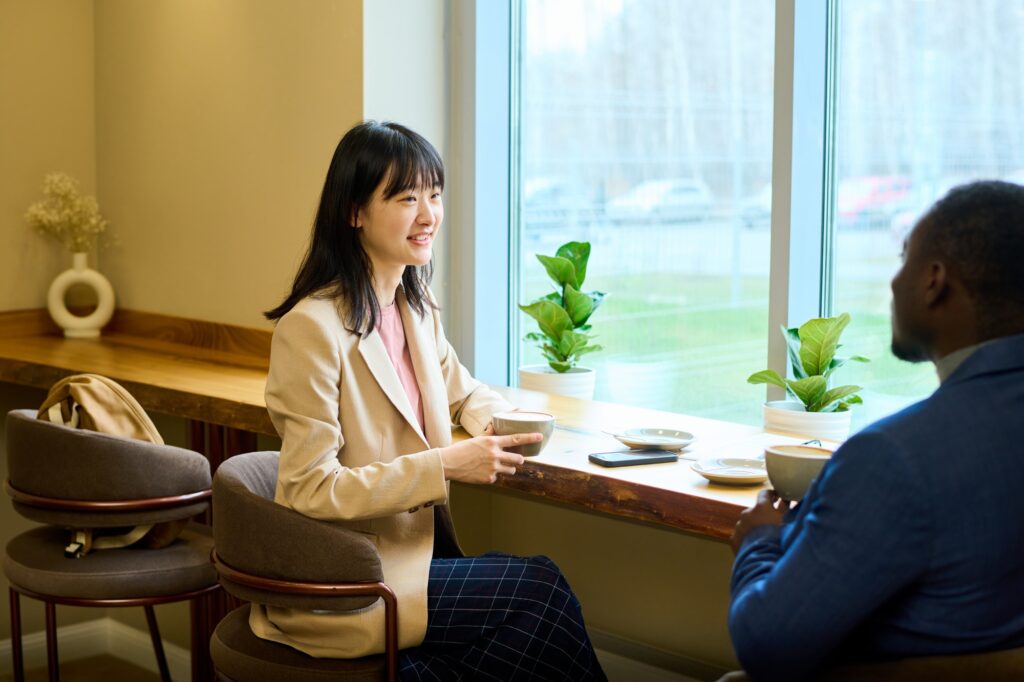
[25, 173, 108, 253]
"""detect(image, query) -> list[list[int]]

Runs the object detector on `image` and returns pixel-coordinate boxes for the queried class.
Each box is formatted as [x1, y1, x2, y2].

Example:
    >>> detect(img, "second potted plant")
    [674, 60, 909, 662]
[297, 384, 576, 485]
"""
[748, 312, 869, 441]
[518, 240, 606, 399]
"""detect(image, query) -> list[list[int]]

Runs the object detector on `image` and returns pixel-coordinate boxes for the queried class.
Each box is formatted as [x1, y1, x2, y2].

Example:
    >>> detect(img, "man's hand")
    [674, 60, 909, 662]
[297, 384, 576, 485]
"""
[730, 489, 790, 554]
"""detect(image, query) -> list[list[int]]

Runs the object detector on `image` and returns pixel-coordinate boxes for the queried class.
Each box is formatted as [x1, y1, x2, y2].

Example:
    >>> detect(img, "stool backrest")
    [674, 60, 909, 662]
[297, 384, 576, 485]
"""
[5, 409, 211, 527]
[213, 451, 383, 610]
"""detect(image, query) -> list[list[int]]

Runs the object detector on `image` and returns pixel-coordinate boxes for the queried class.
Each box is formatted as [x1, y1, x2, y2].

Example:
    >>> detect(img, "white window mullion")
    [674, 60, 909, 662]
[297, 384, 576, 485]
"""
[447, 0, 513, 385]
[766, 0, 835, 399]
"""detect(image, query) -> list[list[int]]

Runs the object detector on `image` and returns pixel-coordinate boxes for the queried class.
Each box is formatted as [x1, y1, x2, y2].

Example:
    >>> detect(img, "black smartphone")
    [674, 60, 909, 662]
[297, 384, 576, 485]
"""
[588, 450, 679, 467]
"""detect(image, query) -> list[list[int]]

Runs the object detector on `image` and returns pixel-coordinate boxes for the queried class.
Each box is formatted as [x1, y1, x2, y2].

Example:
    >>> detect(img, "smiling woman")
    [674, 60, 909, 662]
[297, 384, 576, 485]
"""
[258, 120, 607, 679]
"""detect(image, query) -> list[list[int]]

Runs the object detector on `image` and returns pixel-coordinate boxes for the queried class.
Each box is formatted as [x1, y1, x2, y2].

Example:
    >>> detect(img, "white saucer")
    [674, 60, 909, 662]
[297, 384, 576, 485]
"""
[609, 428, 695, 451]
[691, 458, 768, 485]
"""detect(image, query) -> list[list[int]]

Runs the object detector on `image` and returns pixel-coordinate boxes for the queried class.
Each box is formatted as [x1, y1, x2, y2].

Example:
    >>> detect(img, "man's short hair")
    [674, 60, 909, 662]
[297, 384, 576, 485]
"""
[922, 180, 1024, 337]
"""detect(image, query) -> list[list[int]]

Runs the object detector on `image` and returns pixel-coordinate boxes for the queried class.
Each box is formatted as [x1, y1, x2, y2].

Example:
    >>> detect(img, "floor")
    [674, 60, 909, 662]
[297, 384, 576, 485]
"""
[0, 655, 159, 682]
[597, 649, 706, 682]
[0, 651, 705, 682]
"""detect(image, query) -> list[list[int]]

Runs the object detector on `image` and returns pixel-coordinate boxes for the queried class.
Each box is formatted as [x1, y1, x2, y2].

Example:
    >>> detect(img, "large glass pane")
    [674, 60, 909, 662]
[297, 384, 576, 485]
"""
[834, 0, 1024, 430]
[516, 0, 775, 424]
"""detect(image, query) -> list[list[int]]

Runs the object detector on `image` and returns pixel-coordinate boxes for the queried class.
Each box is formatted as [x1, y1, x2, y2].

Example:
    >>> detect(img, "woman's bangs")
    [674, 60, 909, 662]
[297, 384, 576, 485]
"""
[380, 141, 444, 198]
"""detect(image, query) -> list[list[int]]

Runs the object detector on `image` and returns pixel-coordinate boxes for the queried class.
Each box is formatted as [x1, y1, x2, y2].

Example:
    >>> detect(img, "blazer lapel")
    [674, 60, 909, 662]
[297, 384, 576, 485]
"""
[357, 326, 429, 447]
[399, 293, 450, 448]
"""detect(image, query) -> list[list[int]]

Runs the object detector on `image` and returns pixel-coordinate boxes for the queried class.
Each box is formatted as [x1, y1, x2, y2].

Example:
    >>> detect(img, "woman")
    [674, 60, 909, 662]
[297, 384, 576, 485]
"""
[258, 121, 605, 681]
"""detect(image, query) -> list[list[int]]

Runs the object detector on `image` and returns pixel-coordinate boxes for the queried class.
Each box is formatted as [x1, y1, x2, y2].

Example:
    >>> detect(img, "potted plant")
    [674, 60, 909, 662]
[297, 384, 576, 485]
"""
[518, 240, 606, 399]
[748, 312, 869, 441]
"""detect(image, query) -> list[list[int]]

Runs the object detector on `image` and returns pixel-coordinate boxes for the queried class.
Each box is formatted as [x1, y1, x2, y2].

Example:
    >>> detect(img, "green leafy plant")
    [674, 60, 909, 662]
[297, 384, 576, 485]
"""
[519, 241, 606, 373]
[748, 312, 870, 412]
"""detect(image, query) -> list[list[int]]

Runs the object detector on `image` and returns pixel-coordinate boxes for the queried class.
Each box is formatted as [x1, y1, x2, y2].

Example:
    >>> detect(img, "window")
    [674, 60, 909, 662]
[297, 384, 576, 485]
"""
[832, 0, 1024, 429]
[453, 0, 1019, 430]
[514, 0, 776, 424]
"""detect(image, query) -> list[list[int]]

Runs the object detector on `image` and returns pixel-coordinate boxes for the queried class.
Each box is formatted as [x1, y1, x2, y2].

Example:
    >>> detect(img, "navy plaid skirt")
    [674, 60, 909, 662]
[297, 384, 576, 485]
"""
[398, 552, 606, 681]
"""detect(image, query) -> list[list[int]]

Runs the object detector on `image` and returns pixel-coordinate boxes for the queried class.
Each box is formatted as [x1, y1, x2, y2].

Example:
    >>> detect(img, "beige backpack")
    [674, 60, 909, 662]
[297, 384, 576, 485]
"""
[38, 373, 188, 557]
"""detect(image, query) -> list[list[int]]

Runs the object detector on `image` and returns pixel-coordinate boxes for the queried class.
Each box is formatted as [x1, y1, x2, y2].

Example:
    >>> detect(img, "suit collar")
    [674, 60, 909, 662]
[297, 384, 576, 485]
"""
[942, 332, 1024, 388]
[399, 291, 449, 448]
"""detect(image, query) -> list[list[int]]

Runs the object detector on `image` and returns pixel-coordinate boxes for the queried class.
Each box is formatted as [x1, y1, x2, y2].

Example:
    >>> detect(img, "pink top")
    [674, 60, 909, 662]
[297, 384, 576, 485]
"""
[376, 303, 426, 434]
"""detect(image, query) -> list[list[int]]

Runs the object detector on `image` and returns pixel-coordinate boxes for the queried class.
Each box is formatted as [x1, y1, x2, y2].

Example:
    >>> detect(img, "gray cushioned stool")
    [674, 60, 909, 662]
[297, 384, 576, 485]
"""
[3, 409, 219, 682]
[210, 451, 396, 682]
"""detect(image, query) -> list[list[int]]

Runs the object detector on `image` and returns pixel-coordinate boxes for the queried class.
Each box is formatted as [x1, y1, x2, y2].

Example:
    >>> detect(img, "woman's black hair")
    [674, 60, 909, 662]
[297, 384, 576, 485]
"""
[264, 120, 444, 333]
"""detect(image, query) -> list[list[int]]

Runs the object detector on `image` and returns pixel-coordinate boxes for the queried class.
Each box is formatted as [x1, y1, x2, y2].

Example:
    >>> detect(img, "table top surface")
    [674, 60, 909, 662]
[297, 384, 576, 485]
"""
[0, 310, 837, 539]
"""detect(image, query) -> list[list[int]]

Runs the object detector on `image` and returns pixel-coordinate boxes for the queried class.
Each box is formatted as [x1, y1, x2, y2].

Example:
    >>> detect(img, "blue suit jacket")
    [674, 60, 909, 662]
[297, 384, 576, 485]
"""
[730, 333, 1024, 681]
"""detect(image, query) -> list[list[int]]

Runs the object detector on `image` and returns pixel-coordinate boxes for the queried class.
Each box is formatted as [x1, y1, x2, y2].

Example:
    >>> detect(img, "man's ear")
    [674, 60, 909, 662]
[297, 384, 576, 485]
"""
[923, 260, 949, 307]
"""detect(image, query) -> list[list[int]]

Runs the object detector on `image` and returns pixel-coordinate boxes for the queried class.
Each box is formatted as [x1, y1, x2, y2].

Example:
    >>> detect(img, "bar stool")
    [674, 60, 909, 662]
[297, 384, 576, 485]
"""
[209, 450, 398, 681]
[3, 409, 219, 682]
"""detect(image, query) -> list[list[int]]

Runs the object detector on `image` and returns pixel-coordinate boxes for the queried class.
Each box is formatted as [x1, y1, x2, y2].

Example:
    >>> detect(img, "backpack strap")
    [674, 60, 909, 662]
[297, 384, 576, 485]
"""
[64, 525, 155, 559]
[47, 401, 79, 429]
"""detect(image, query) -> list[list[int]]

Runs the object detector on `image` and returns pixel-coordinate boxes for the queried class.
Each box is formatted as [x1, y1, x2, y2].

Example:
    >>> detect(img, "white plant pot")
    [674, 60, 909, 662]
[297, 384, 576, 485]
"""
[763, 400, 852, 442]
[47, 252, 115, 339]
[518, 365, 596, 400]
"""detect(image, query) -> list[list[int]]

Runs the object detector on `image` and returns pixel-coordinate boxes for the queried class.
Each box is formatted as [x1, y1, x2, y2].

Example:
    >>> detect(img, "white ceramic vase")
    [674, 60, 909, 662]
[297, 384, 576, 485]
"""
[518, 364, 596, 400]
[47, 252, 115, 338]
[763, 399, 852, 442]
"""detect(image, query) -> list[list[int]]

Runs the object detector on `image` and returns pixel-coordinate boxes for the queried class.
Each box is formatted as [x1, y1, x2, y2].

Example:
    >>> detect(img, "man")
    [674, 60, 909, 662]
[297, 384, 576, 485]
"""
[728, 181, 1024, 681]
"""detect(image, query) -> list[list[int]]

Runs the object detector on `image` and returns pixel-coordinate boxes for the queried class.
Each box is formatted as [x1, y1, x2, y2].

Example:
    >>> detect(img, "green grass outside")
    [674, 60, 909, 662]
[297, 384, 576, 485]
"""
[518, 269, 937, 427]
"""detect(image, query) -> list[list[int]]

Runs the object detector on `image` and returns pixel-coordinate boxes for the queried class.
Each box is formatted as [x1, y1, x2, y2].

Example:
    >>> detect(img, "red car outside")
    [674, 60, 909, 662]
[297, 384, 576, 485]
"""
[837, 175, 912, 229]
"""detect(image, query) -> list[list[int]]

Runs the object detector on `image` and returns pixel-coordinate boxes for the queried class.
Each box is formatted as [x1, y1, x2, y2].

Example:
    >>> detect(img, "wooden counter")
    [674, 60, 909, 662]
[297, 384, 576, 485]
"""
[481, 387, 824, 539]
[0, 309, 274, 435]
[0, 309, 828, 541]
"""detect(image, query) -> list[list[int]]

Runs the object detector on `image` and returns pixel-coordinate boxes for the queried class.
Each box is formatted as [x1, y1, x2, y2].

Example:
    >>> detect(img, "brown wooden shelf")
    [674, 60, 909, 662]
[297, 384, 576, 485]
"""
[0, 309, 274, 435]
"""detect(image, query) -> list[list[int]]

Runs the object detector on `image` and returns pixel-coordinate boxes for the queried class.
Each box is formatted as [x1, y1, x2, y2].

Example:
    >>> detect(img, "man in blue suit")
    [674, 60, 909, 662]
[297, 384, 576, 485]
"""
[727, 180, 1024, 681]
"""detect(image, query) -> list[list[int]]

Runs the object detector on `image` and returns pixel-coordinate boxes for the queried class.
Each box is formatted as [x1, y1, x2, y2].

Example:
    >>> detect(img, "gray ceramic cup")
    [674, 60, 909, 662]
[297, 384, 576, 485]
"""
[491, 411, 556, 456]
[764, 444, 833, 501]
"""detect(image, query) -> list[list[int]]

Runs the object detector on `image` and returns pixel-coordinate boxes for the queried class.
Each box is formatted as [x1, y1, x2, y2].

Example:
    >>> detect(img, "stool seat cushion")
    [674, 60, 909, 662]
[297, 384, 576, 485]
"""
[211, 605, 385, 682]
[3, 524, 216, 600]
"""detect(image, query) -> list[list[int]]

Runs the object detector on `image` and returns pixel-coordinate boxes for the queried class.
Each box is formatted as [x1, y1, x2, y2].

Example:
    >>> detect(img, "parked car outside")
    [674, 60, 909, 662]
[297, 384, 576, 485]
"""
[607, 178, 714, 225]
[521, 176, 603, 230]
[740, 183, 772, 229]
[837, 174, 912, 230]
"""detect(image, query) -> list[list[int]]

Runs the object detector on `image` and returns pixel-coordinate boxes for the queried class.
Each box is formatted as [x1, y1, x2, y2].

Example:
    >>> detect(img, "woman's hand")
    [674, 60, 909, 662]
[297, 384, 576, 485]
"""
[439, 430, 538, 484]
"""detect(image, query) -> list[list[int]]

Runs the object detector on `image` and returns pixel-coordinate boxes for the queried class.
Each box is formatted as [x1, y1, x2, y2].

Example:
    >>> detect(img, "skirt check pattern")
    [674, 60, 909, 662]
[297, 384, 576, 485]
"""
[398, 552, 606, 681]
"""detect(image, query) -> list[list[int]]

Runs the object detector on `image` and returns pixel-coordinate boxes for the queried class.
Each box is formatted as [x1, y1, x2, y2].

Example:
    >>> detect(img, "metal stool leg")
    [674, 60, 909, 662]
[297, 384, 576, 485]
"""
[44, 600, 59, 682]
[9, 588, 24, 682]
[144, 604, 172, 682]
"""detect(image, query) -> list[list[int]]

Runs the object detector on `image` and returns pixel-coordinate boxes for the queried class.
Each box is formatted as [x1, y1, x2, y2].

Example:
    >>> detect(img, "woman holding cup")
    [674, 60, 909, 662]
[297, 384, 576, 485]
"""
[261, 121, 604, 680]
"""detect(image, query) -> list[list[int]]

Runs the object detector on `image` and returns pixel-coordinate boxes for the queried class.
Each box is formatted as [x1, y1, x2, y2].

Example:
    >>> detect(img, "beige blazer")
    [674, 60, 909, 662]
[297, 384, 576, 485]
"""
[250, 289, 512, 658]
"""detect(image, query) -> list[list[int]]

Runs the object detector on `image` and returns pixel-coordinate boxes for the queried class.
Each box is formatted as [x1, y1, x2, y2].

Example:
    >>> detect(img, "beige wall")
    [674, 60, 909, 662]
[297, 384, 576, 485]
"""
[363, 0, 450, 313]
[95, 0, 363, 329]
[0, 0, 96, 311]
